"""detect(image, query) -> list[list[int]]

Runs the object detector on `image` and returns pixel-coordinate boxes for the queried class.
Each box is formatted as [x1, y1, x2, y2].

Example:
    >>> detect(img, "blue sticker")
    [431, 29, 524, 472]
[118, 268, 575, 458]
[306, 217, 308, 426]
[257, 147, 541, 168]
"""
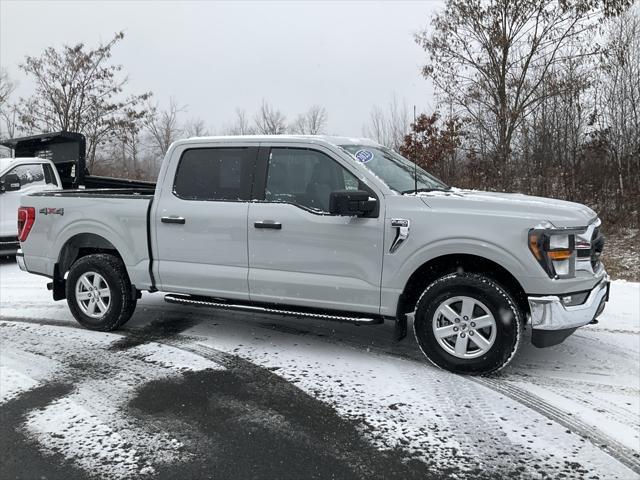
[354, 149, 374, 163]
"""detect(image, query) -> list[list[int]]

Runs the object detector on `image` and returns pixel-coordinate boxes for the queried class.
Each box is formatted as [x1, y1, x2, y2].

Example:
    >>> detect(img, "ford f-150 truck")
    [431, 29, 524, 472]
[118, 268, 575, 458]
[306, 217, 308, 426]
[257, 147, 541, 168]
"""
[16, 135, 609, 374]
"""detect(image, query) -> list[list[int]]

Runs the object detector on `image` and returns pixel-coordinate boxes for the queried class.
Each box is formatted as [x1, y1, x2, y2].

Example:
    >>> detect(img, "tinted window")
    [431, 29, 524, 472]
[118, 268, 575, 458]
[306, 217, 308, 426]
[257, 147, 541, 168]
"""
[174, 148, 252, 201]
[43, 164, 58, 186]
[266, 148, 359, 213]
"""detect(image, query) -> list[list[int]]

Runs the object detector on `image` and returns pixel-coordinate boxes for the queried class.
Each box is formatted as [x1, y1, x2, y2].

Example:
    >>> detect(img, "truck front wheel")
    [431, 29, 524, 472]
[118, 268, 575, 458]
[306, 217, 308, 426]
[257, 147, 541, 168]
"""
[413, 272, 523, 375]
[66, 253, 137, 331]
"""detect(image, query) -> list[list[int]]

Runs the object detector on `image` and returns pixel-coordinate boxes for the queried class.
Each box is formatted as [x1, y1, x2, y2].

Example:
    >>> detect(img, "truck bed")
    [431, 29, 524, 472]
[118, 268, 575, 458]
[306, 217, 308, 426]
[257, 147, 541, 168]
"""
[19, 191, 154, 290]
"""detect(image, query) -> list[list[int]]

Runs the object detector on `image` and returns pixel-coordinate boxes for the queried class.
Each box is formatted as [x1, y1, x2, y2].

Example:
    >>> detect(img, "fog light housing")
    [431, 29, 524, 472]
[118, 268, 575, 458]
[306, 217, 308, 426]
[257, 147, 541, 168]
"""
[561, 291, 589, 307]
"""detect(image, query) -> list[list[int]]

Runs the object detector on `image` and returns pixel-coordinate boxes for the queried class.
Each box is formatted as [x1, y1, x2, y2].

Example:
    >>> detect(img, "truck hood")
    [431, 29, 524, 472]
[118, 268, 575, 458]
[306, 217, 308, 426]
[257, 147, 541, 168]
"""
[417, 189, 597, 227]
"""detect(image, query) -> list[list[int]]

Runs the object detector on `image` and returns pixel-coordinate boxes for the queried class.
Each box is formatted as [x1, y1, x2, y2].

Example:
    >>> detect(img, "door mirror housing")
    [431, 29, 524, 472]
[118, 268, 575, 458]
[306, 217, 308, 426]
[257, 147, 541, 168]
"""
[0, 173, 21, 193]
[329, 190, 377, 217]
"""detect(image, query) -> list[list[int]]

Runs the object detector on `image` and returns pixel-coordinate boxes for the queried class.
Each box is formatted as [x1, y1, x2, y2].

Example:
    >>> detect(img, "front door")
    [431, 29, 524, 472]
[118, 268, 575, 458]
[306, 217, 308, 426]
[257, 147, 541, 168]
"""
[154, 146, 257, 299]
[248, 146, 384, 314]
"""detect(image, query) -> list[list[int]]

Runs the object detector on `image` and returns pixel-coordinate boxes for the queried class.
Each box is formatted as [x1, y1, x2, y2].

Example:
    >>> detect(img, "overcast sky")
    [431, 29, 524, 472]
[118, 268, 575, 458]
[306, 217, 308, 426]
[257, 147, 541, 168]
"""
[0, 0, 442, 136]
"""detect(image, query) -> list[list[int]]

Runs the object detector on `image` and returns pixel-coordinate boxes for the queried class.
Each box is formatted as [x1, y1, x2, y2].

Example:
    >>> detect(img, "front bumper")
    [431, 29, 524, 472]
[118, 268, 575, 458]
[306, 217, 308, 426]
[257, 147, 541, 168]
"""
[528, 275, 610, 347]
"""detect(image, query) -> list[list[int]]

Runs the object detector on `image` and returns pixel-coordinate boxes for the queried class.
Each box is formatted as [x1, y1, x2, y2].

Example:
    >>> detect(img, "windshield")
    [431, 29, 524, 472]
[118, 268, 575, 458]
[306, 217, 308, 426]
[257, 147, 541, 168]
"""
[340, 145, 449, 194]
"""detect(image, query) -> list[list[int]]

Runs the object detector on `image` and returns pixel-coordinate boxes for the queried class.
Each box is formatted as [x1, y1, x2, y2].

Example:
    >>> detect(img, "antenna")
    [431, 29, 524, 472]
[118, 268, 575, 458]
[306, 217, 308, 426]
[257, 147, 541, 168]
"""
[413, 105, 418, 195]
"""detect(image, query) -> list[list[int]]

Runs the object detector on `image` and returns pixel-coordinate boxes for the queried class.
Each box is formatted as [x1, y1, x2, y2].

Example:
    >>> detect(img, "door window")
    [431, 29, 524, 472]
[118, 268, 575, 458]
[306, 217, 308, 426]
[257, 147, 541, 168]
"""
[173, 148, 253, 201]
[265, 148, 359, 213]
[2, 163, 55, 188]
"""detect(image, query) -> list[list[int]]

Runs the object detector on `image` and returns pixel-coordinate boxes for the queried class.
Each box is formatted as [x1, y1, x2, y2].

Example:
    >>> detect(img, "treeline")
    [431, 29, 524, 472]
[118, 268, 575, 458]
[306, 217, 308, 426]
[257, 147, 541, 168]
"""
[0, 1, 638, 229]
[0, 32, 330, 180]
[400, 1, 639, 228]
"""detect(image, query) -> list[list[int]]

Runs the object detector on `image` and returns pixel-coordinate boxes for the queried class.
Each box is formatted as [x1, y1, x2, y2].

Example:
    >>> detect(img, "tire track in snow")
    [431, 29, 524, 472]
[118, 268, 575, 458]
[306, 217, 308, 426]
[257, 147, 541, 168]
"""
[472, 377, 640, 475]
[2, 316, 637, 478]
[252, 316, 640, 477]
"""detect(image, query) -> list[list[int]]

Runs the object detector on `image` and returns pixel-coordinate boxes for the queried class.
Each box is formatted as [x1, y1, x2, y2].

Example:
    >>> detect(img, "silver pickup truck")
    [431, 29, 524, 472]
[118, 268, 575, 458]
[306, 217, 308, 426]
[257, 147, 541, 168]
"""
[17, 135, 609, 375]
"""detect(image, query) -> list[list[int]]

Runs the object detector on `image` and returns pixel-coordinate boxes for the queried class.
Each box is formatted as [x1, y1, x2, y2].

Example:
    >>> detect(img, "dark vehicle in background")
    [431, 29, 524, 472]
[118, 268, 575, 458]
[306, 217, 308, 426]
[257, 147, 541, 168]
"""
[1, 131, 155, 190]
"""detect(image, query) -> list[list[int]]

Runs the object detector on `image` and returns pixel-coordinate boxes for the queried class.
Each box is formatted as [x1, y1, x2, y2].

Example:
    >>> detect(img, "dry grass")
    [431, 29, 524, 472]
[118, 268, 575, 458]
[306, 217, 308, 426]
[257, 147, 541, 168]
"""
[603, 227, 639, 281]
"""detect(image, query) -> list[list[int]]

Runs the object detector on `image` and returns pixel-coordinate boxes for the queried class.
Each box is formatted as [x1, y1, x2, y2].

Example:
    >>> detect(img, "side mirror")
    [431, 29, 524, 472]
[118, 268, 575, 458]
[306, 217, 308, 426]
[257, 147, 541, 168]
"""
[0, 173, 21, 193]
[329, 190, 377, 217]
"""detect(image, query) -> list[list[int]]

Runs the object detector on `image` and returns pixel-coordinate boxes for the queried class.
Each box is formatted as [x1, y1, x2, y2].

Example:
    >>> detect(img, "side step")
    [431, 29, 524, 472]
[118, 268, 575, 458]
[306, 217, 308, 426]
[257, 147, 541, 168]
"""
[164, 293, 384, 325]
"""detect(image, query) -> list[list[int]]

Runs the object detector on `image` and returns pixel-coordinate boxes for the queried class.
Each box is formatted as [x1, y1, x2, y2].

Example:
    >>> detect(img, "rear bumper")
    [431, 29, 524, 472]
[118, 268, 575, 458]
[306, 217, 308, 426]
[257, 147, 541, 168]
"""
[528, 274, 610, 347]
[0, 236, 19, 256]
[16, 249, 27, 271]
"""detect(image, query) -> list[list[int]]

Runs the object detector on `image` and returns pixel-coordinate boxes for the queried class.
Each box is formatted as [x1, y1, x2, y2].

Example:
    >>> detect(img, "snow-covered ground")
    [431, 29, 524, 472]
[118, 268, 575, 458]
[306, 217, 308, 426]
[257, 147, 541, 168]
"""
[1, 259, 639, 479]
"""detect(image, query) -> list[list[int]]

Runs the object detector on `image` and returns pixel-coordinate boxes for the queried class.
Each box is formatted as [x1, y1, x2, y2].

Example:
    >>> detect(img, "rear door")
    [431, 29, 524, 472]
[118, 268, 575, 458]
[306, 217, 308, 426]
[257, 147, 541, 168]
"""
[247, 145, 385, 314]
[154, 145, 258, 299]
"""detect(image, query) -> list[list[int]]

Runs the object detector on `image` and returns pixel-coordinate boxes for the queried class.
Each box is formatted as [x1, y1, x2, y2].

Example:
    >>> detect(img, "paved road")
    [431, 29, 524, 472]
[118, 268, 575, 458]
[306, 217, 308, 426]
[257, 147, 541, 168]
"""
[1, 260, 638, 479]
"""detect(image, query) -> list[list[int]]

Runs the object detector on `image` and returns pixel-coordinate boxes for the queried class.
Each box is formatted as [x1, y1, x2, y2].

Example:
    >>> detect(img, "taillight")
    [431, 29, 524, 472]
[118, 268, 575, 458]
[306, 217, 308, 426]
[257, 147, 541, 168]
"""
[17, 207, 35, 242]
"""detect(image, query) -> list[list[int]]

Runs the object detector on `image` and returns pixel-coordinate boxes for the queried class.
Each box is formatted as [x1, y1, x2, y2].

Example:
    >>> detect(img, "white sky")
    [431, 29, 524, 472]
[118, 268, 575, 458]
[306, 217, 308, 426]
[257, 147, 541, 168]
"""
[0, 0, 442, 135]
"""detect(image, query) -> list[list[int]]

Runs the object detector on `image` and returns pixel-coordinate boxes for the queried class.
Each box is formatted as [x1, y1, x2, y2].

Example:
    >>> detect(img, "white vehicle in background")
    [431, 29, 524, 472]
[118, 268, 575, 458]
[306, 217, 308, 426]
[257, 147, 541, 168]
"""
[0, 157, 62, 255]
[0, 131, 155, 256]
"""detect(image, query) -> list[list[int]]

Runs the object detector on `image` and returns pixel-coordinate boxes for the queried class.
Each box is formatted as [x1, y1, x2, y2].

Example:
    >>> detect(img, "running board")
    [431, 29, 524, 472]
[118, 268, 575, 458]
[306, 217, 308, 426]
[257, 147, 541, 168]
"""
[164, 293, 384, 325]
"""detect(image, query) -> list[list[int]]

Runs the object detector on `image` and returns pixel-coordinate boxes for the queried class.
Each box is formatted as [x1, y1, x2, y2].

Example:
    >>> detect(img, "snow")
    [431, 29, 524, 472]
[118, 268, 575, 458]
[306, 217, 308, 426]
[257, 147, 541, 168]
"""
[1, 260, 639, 479]
[3, 320, 220, 479]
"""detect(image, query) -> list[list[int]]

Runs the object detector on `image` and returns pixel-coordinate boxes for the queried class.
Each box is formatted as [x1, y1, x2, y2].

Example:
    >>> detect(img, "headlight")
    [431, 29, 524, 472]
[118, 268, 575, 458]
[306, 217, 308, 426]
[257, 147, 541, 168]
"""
[528, 227, 581, 279]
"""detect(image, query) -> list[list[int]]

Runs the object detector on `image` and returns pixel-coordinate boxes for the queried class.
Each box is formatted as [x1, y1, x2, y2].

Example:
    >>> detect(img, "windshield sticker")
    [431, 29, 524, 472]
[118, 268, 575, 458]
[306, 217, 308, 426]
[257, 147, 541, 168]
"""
[354, 149, 374, 164]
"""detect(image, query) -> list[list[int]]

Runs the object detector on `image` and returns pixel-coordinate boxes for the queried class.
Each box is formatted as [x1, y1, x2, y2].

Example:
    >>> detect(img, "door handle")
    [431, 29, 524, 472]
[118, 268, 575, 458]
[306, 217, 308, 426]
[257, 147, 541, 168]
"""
[161, 216, 186, 224]
[254, 220, 282, 230]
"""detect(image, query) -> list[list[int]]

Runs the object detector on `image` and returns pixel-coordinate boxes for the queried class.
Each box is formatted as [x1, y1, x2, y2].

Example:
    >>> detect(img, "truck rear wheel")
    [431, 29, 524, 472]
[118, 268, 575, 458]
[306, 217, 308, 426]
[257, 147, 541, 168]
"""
[66, 253, 137, 331]
[413, 272, 523, 375]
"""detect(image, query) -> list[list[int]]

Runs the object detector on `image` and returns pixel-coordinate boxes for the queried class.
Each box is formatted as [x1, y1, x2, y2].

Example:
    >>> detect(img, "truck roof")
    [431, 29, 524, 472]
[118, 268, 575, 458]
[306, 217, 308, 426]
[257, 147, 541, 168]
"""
[176, 135, 381, 149]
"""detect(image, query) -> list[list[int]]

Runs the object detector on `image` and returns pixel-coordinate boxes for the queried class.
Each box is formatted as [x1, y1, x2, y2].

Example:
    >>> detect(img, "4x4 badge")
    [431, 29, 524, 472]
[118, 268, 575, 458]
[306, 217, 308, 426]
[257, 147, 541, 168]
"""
[39, 207, 64, 216]
[390, 218, 410, 253]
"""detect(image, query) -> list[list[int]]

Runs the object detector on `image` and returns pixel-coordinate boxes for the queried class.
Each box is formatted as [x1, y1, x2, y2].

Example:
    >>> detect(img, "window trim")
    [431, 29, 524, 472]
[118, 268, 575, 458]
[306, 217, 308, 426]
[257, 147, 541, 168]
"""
[253, 146, 379, 218]
[171, 146, 258, 202]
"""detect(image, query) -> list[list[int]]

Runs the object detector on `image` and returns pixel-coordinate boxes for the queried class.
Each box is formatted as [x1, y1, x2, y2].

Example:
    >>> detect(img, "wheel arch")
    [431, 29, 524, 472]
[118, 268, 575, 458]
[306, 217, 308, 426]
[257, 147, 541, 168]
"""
[57, 232, 123, 277]
[396, 253, 529, 322]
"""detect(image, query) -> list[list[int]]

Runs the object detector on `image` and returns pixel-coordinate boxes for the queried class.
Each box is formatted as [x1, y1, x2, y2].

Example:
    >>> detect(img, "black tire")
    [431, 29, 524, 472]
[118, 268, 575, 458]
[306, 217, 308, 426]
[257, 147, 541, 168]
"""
[66, 253, 137, 331]
[413, 272, 523, 375]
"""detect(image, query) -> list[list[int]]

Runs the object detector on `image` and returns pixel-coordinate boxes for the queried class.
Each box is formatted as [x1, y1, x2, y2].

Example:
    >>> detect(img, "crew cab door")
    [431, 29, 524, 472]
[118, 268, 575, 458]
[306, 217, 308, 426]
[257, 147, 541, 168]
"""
[247, 145, 384, 314]
[0, 162, 60, 237]
[153, 145, 258, 299]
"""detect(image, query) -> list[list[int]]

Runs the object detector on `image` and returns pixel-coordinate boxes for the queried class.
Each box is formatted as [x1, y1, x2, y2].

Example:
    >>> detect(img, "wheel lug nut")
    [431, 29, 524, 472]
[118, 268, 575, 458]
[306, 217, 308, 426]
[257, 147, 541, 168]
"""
[469, 331, 474, 336]
[460, 333, 466, 338]
[463, 316, 469, 320]
[470, 322, 475, 327]
[453, 326, 459, 332]
[454, 318, 460, 323]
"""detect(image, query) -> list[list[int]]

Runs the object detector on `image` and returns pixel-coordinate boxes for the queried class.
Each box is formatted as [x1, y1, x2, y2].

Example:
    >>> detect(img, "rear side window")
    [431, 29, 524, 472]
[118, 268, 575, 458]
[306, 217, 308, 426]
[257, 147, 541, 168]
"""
[43, 164, 58, 186]
[173, 148, 253, 201]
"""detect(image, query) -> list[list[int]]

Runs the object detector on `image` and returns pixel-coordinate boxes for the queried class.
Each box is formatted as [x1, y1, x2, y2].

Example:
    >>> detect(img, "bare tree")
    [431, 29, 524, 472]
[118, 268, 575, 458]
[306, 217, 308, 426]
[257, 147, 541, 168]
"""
[224, 108, 255, 135]
[254, 101, 287, 134]
[0, 69, 15, 108]
[363, 96, 410, 151]
[16, 32, 152, 168]
[416, 0, 630, 186]
[595, 7, 640, 202]
[184, 117, 210, 137]
[145, 97, 184, 156]
[290, 105, 328, 134]
[0, 69, 18, 144]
